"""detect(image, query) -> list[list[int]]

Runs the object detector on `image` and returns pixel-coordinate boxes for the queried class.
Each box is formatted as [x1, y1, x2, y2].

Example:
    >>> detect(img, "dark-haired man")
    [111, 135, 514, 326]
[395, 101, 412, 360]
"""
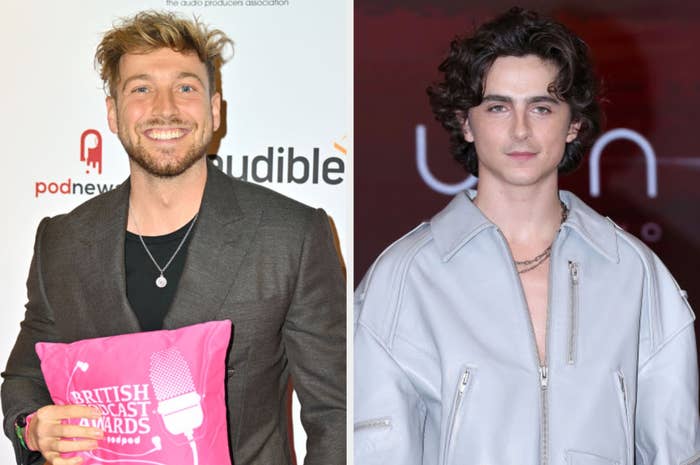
[2, 11, 345, 465]
[354, 8, 699, 464]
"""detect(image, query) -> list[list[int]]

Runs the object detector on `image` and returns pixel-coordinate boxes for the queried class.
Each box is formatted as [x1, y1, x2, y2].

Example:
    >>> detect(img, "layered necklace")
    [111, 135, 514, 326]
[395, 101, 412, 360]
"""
[514, 200, 568, 274]
[131, 212, 199, 288]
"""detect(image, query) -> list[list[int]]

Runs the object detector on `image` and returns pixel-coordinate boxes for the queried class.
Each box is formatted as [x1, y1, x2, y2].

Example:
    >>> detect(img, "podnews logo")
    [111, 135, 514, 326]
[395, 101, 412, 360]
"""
[80, 129, 102, 175]
[35, 129, 118, 198]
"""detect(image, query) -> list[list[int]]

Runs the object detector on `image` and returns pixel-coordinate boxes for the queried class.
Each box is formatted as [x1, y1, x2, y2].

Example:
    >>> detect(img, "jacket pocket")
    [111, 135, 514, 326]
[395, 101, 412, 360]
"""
[681, 452, 700, 465]
[354, 417, 393, 458]
[442, 367, 473, 465]
[568, 261, 580, 364]
[566, 449, 620, 465]
[354, 417, 392, 432]
[614, 370, 632, 464]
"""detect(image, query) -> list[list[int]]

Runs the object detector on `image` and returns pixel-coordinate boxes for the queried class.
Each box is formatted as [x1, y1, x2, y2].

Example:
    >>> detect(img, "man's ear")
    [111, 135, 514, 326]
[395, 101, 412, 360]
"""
[566, 119, 582, 143]
[211, 92, 221, 132]
[458, 111, 475, 143]
[106, 96, 118, 134]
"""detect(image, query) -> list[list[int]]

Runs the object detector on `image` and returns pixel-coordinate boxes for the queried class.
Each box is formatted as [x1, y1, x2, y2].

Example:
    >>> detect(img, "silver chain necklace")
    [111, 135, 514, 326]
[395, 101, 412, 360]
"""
[515, 200, 568, 274]
[131, 213, 198, 288]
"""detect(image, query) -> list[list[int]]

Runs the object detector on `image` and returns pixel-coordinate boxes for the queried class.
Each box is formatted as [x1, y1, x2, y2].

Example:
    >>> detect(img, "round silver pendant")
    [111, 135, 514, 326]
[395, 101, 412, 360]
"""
[155, 275, 168, 288]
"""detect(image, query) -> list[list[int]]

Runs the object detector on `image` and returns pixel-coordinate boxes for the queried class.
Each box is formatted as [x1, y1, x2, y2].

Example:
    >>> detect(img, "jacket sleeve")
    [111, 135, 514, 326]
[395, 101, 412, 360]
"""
[354, 271, 426, 465]
[1, 218, 53, 465]
[282, 208, 346, 465]
[636, 254, 700, 465]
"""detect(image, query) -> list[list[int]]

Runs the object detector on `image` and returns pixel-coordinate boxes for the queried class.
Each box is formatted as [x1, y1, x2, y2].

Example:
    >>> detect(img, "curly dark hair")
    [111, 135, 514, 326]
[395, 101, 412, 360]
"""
[427, 7, 602, 176]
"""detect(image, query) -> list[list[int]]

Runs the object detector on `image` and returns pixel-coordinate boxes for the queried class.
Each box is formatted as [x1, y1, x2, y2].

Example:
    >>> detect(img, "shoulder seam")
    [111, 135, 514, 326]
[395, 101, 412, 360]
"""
[613, 228, 659, 349]
[387, 232, 433, 350]
[357, 223, 433, 350]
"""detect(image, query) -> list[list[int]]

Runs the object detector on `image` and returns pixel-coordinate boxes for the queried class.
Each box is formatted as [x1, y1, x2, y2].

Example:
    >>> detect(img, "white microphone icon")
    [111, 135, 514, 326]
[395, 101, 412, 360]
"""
[149, 347, 202, 465]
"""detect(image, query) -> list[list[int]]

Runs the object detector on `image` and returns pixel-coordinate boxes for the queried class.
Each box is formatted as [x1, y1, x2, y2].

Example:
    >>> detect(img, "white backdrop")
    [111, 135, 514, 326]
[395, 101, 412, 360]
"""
[1, 0, 350, 462]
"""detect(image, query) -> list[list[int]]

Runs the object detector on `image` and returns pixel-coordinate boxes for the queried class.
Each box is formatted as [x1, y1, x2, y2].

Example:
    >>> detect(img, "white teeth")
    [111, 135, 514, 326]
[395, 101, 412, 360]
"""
[148, 129, 185, 140]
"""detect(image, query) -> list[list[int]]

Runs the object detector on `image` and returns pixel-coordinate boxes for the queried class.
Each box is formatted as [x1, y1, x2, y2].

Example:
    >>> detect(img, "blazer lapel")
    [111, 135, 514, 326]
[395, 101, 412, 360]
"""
[79, 179, 142, 336]
[164, 162, 261, 329]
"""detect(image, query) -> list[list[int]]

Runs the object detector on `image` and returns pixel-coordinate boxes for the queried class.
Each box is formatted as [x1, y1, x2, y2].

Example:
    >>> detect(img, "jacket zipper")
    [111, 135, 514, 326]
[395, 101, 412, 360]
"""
[354, 417, 392, 432]
[539, 363, 549, 465]
[616, 370, 632, 464]
[442, 369, 470, 465]
[568, 262, 580, 364]
[496, 228, 555, 465]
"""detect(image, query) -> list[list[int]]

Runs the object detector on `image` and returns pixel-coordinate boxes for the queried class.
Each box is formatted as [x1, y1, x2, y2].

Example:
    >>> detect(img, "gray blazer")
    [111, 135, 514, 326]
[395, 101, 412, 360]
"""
[1, 161, 346, 465]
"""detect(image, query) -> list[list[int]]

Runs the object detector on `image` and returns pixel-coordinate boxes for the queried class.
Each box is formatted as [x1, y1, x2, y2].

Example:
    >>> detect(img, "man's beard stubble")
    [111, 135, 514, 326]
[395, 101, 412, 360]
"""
[119, 116, 212, 178]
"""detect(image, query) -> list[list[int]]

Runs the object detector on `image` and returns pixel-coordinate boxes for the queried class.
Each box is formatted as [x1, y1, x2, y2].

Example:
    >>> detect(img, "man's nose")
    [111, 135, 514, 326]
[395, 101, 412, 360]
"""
[511, 110, 531, 141]
[153, 90, 178, 117]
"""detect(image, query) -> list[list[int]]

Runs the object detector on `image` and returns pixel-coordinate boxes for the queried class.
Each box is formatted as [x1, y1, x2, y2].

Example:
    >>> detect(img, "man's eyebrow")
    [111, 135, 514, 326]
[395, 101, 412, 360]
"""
[121, 74, 151, 92]
[528, 95, 560, 105]
[482, 94, 561, 105]
[482, 94, 512, 103]
[176, 72, 206, 87]
[120, 72, 207, 92]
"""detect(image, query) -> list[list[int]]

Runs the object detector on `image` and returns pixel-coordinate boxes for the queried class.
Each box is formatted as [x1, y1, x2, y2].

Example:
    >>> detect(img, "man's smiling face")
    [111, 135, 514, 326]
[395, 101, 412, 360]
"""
[107, 47, 221, 178]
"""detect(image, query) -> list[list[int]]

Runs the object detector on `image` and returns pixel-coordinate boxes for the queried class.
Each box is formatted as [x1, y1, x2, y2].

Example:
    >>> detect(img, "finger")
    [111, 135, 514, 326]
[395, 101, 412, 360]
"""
[37, 404, 100, 422]
[59, 405, 102, 420]
[52, 424, 103, 440]
[51, 455, 84, 465]
[54, 438, 99, 453]
[37, 435, 96, 456]
[45, 422, 90, 440]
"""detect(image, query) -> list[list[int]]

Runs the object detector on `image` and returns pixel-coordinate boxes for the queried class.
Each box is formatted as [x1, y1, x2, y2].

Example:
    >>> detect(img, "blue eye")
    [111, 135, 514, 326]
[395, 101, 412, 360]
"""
[180, 84, 195, 93]
[533, 106, 552, 115]
[132, 86, 149, 94]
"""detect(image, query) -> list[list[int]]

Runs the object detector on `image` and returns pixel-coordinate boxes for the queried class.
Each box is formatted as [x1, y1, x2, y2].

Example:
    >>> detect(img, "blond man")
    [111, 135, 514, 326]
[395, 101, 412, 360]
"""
[2, 11, 345, 465]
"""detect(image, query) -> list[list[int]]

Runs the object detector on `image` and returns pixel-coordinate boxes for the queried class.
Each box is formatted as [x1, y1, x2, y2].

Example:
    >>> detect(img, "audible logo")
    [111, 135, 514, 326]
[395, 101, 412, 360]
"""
[210, 146, 345, 185]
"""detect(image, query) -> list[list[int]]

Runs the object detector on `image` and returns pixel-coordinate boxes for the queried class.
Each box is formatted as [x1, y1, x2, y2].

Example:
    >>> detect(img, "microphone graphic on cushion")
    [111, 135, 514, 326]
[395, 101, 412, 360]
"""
[149, 347, 202, 465]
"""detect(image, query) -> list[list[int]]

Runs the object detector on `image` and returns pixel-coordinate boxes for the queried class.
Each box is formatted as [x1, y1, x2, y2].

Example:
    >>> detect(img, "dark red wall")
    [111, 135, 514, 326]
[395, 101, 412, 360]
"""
[355, 0, 700, 312]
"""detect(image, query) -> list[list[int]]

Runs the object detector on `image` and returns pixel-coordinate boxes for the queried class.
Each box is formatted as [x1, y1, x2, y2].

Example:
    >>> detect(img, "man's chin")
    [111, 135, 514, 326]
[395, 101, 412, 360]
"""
[127, 151, 206, 178]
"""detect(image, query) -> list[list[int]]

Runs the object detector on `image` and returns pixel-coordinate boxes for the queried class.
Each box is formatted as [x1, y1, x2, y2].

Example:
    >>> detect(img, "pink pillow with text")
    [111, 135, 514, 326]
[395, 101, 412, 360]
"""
[36, 320, 232, 465]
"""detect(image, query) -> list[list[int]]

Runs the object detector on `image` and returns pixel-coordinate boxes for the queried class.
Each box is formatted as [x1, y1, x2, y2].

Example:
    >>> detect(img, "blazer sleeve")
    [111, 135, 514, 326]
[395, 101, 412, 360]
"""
[281, 208, 346, 465]
[1, 218, 54, 465]
[635, 253, 700, 464]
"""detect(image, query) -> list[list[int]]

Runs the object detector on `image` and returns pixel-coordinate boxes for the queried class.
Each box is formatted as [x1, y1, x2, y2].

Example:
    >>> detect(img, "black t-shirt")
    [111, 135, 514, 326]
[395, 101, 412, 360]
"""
[125, 217, 196, 331]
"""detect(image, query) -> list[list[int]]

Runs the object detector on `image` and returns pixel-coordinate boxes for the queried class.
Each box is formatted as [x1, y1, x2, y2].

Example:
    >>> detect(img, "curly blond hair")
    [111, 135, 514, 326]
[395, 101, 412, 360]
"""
[95, 10, 233, 98]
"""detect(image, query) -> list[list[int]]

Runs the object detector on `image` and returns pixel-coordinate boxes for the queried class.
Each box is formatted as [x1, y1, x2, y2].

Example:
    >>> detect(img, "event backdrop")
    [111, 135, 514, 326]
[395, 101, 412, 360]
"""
[356, 1, 699, 319]
[1, 1, 350, 462]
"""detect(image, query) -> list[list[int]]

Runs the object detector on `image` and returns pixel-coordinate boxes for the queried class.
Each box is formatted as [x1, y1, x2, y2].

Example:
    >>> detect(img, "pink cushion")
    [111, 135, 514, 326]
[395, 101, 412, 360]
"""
[36, 320, 232, 465]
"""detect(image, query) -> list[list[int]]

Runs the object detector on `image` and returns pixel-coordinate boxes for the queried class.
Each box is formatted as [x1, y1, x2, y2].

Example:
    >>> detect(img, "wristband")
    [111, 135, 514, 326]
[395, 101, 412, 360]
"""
[14, 412, 33, 451]
[15, 412, 36, 450]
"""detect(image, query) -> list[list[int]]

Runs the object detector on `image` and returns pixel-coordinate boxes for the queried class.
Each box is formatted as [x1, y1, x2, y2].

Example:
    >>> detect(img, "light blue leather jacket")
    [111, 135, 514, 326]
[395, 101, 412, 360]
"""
[354, 191, 700, 465]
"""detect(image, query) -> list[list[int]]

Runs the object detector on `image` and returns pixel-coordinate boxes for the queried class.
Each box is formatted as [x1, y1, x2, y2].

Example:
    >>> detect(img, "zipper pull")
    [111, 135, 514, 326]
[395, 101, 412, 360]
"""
[458, 370, 470, 395]
[569, 261, 579, 284]
[539, 365, 549, 389]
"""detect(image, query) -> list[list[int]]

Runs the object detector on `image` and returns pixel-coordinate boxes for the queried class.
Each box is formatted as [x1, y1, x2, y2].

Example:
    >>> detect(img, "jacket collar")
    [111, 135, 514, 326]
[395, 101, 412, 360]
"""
[430, 190, 619, 263]
[81, 159, 243, 242]
[77, 159, 252, 333]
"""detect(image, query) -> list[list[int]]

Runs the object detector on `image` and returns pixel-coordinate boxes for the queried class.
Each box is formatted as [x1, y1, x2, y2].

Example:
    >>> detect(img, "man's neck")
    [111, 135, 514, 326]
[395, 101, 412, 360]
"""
[473, 176, 562, 247]
[127, 158, 207, 236]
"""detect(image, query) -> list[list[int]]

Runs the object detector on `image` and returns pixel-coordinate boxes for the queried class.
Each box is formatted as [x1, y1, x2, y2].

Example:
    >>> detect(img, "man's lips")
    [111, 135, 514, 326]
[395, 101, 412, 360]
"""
[507, 151, 537, 158]
[143, 128, 191, 141]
